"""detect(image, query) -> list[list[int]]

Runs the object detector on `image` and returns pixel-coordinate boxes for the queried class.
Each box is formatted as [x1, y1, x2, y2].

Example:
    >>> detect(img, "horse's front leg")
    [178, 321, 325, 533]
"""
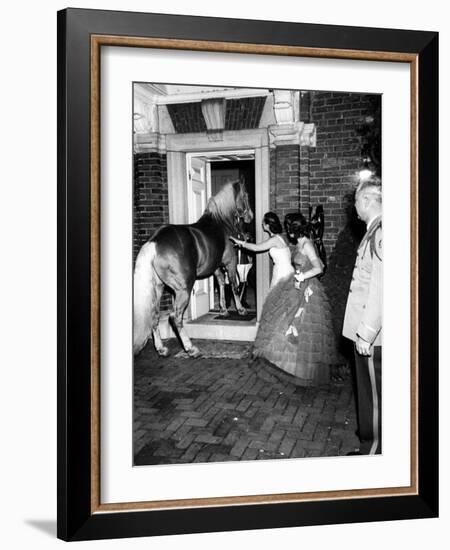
[214, 268, 228, 316]
[225, 262, 247, 315]
[169, 286, 201, 358]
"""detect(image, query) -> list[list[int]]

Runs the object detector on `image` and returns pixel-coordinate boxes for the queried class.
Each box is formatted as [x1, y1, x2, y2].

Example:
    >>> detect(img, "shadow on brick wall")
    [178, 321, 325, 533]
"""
[322, 191, 366, 360]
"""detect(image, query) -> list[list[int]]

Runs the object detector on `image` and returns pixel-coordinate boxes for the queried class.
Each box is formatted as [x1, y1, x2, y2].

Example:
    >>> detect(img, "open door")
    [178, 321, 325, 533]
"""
[187, 156, 212, 319]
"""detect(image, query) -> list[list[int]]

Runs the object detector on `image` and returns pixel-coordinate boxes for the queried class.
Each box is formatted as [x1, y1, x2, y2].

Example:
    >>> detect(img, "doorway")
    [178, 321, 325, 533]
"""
[186, 152, 257, 323]
[210, 159, 257, 315]
[165, 129, 270, 341]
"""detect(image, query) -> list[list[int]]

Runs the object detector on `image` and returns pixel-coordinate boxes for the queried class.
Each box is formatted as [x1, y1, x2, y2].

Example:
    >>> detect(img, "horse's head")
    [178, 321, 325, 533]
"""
[234, 178, 253, 224]
[206, 178, 253, 234]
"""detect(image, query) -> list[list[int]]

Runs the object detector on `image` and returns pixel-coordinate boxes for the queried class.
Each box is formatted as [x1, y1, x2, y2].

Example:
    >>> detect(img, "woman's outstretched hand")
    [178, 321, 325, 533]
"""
[229, 236, 241, 247]
[294, 271, 305, 289]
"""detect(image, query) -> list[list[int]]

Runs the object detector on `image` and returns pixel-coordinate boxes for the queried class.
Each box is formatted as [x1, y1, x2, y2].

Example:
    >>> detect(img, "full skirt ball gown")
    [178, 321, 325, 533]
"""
[253, 249, 341, 386]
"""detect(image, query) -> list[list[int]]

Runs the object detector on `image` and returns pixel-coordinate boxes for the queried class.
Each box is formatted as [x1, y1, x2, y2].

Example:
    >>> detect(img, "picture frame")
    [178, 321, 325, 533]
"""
[57, 7, 438, 541]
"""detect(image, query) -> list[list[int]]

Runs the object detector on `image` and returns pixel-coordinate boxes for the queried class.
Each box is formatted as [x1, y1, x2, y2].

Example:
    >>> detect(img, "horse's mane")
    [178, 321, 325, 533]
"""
[204, 180, 242, 234]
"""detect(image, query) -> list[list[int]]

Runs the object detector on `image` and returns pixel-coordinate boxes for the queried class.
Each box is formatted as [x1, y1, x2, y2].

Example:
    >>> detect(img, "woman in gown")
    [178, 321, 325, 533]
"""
[230, 211, 294, 288]
[234, 213, 341, 386]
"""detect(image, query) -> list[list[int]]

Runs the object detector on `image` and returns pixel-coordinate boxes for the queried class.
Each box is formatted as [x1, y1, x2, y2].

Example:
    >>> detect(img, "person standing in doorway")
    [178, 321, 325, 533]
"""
[343, 177, 382, 455]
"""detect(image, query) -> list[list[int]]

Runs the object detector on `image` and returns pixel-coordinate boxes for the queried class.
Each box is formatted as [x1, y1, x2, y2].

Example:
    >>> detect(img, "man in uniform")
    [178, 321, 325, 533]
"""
[343, 177, 382, 455]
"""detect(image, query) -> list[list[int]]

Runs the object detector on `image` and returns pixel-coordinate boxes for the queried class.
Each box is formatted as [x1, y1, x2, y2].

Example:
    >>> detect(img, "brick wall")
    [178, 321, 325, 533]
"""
[133, 152, 169, 259]
[225, 97, 266, 130]
[270, 144, 301, 220]
[269, 148, 277, 210]
[133, 151, 172, 311]
[166, 103, 207, 134]
[299, 91, 312, 122]
[309, 92, 380, 252]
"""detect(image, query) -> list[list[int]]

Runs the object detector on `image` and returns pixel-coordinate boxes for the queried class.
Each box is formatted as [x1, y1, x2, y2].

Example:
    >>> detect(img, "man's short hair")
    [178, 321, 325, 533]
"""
[356, 177, 382, 203]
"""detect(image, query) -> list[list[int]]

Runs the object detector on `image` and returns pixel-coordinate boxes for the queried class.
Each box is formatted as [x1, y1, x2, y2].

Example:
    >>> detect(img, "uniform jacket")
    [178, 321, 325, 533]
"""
[343, 215, 382, 346]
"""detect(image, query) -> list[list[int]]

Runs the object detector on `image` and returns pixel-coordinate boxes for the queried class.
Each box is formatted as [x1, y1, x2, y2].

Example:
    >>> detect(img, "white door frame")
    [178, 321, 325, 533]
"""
[187, 150, 251, 314]
[186, 155, 213, 318]
[166, 129, 271, 321]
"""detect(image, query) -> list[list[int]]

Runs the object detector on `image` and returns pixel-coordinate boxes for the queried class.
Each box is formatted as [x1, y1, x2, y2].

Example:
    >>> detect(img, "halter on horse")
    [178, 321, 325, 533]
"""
[133, 179, 253, 357]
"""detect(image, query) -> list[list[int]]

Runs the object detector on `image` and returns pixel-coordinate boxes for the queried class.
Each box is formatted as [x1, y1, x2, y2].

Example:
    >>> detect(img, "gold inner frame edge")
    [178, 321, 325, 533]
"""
[89, 34, 419, 514]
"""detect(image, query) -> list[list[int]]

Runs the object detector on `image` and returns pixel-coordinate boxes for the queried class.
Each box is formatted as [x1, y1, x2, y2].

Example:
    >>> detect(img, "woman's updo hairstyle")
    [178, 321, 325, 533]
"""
[263, 211, 283, 234]
[284, 212, 302, 237]
[288, 213, 310, 241]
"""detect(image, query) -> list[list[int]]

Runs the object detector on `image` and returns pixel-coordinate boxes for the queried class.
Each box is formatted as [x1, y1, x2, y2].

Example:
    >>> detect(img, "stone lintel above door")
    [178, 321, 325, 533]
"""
[268, 122, 316, 148]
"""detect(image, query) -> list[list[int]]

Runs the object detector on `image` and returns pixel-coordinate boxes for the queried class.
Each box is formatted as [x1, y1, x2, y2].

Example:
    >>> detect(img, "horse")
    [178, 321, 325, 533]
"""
[133, 178, 253, 357]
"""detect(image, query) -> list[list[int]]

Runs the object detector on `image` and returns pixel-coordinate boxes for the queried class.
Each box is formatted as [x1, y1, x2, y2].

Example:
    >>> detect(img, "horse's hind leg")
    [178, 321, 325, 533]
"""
[151, 279, 169, 357]
[170, 288, 200, 358]
[226, 264, 247, 315]
[214, 268, 228, 316]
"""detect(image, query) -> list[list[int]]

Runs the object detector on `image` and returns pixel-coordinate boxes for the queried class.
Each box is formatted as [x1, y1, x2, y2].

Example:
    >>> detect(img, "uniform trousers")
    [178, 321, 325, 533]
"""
[354, 345, 382, 455]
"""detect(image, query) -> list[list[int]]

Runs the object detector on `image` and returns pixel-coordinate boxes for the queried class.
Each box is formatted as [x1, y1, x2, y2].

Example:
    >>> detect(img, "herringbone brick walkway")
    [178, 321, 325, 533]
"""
[134, 339, 360, 465]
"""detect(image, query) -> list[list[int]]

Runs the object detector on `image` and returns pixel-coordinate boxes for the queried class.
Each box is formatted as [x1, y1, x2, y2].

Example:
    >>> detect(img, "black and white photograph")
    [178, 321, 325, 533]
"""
[132, 83, 382, 466]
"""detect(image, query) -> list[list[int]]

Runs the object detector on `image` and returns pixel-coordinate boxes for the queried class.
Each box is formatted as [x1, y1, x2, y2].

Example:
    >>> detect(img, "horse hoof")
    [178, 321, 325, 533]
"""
[187, 346, 201, 358]
[157, 346, 169, 357]
[219, 310, 230, 317]
[237, 308, 248, 315]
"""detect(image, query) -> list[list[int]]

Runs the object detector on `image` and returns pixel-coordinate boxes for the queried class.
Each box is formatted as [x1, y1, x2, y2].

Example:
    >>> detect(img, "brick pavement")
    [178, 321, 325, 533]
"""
[134, 339, 360, 465]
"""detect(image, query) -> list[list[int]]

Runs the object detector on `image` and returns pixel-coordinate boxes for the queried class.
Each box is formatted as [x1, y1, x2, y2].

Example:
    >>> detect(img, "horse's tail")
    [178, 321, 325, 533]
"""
[133, 241, 159, 355]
